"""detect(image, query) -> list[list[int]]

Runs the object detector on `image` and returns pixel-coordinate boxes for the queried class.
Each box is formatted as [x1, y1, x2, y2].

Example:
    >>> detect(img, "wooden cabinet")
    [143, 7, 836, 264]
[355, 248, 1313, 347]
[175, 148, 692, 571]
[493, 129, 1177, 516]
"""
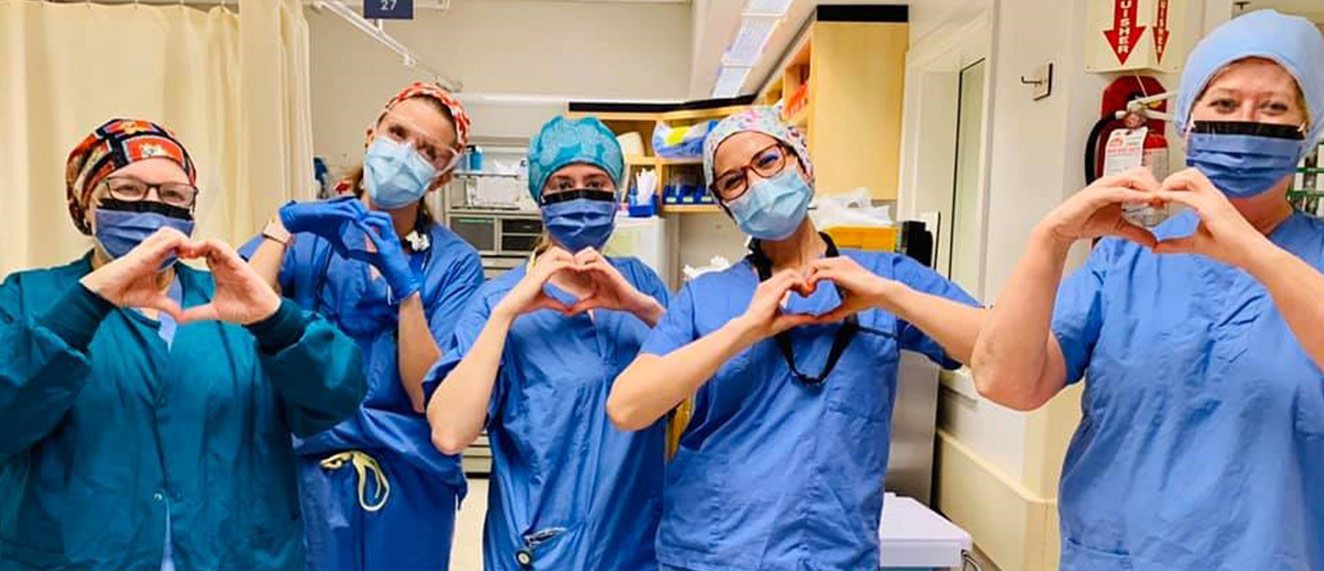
[759, 7, 909, 201]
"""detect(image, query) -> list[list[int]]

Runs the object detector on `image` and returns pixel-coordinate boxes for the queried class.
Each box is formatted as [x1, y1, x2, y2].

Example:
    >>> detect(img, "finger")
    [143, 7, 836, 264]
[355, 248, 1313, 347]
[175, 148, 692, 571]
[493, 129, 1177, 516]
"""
[807, 256, 849, 272]
[1163, 168, 1218, 196]
[337, 198, 370, 217]
[363, 212, 396, 236]
[573, 247, 602, 265]
[199, 239, 245, 271]
[1151, 189, 1207, 211]
[566, 296, 600, 315]
[585, 258, 624, 282]
[534, 259, 575, 282]
[1098, 186, 1161, 207]
[772, 313, 817, 334]
[141, 296, 185, 321]
[532, 294, 573, 315]
[177, 303, 221, 325]
[814, 306, 858, 325]
[806, 268, 850, 294]
[1118, 166, 1162, 192]
[347, 220, 383, 255]
[1153, 236, 1199, 255]
[763, 272, 804, 298]
[543, 246, 575, 262]
[359, 216, 394, 250]
[1094, 168, 1161, 193]
[135, 229, 187, 259]
[1110, 223, 1159, 249]
[145, 226, 187, 244]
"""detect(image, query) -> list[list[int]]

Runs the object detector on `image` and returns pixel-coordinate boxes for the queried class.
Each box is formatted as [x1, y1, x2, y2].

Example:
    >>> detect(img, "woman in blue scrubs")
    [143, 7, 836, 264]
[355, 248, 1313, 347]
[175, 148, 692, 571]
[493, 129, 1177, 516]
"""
[972, 11, 1324, 570]
[426, 116, 670, 570]
[607, 107, 984, 571]
[245, 83, 484, 571]
[0, 118, 366, 569]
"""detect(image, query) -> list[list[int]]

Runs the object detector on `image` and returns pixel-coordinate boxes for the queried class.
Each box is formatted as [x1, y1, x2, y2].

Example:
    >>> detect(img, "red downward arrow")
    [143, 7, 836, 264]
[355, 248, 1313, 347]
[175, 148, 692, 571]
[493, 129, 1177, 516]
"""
[1153, 0, 1171, 63]
[1103, 0, 1146, 65]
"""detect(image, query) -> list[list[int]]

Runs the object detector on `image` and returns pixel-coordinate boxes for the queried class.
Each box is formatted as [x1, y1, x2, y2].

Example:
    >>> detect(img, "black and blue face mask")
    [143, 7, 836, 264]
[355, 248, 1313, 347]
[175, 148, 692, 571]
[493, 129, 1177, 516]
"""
[94, 198, 195, 265]
[1185, 120, 1307, 199]
[540, 189, 617, 253]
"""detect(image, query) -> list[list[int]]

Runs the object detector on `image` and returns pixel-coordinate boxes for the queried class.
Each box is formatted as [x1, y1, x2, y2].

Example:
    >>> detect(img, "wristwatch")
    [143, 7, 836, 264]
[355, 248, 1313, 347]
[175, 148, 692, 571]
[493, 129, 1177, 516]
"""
[262, 219, 293, 248]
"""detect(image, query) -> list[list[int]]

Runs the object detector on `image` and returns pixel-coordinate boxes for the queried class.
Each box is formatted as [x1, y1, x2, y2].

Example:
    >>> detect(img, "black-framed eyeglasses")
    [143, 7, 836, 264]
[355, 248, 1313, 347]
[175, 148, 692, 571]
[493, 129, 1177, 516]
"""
[711, 143, 793, 202]
[101, 176, 198, 210]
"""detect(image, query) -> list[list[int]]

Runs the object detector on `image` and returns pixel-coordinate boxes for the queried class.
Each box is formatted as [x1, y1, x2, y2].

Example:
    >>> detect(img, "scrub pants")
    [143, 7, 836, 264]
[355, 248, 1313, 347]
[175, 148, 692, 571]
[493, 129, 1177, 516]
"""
[298, 452, 458, 571]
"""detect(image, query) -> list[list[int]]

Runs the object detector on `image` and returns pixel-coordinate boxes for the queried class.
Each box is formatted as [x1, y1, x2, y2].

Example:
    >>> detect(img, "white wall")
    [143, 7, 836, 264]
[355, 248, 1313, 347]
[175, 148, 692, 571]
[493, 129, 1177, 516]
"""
[307, 0, 692, 171]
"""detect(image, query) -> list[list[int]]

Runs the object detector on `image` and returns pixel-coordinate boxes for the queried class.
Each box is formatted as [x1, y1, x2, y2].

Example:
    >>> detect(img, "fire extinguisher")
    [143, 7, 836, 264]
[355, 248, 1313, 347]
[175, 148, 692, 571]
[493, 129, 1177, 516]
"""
[1084, 76, 1172, 186]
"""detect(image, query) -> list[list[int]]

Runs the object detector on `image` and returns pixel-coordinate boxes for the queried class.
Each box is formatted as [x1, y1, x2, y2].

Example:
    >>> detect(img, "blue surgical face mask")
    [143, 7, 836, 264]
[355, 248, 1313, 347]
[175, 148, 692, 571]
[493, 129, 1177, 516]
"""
[728, 169, 812, 241]
[94, 199, 195, 266]
[364, 137, 438, 210]
[1185, 120, 1306, 198]
[541, 189, 618, 253]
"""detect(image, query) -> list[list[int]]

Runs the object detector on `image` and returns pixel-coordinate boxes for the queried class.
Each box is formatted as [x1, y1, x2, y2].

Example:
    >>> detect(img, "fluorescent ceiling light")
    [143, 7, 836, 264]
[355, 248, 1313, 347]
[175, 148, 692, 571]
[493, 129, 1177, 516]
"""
[722, 16, 779, 67]
[743, 0, 793, 16]
[712, 66, 752, 99]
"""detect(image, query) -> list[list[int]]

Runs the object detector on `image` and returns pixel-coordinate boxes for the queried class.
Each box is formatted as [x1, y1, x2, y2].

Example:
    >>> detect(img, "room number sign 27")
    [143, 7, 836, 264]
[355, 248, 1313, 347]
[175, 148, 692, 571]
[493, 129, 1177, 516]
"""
[365, 0, 413, 20]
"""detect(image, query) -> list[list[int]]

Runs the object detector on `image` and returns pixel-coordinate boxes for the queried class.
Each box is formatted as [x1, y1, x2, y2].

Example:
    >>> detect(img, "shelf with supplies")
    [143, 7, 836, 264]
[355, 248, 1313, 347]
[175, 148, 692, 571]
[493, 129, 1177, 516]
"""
[660, 203, 721, 214]
[623, 155, 704, 168]
[453, 170, 522, 178]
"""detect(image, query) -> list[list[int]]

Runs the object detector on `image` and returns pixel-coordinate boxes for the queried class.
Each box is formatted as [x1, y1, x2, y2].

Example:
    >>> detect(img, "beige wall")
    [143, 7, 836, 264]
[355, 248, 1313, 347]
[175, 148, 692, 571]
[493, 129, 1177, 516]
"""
[307, 0, 692, 171]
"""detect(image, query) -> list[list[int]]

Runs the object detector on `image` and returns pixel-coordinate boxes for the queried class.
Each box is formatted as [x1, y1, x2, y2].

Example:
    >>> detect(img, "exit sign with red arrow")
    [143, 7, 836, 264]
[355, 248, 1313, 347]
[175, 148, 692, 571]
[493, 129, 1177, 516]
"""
[1088, 0, 1186, 73]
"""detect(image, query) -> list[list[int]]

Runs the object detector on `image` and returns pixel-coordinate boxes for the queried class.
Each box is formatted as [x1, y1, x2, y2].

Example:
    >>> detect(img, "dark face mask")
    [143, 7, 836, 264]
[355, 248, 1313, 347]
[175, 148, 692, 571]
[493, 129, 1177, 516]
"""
[93, 198, 195, 263]
[540, 189, 618, 253]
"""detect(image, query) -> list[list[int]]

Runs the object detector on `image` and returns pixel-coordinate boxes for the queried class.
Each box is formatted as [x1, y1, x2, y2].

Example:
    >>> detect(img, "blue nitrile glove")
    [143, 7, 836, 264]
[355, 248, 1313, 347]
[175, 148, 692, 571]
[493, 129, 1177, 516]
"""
[278, 197, 369, 257]
[348, 212, 421, 300]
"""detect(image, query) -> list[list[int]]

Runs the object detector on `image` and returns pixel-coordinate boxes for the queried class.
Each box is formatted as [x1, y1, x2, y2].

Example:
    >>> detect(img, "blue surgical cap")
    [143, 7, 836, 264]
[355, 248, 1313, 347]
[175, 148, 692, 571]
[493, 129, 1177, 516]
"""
[527, 116, 625, 202]
[1176, 9, 1324, 161]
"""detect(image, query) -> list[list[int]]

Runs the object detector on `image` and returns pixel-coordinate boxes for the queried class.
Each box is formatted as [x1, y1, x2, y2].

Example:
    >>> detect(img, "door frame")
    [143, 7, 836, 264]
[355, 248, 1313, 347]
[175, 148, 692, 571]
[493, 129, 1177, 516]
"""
[897, 9, 995, 299]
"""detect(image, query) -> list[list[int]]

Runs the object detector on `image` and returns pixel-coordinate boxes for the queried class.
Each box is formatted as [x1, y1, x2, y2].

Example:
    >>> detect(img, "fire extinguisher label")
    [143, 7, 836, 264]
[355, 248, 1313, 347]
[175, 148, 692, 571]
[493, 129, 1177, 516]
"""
[1103, 127, 1147, 176]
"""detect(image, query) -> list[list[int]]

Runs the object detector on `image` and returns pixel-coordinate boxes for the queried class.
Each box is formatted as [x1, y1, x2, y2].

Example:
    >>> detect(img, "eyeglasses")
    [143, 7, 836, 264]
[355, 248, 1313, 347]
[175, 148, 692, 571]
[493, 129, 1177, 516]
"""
[377, 112, 462, 172]
[711, 144, 792, 202]
[101, 176, 198, 209]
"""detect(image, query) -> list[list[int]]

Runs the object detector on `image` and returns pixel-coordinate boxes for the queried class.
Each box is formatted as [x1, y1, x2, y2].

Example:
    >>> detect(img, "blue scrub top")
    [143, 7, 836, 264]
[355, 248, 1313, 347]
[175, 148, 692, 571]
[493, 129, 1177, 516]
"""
[0, 256, 367, 570]
[1051, 210, 1324, 570]
[425, 256, 670, 571]
[640, 249, 976, 571]
[242, 222, 484, 494]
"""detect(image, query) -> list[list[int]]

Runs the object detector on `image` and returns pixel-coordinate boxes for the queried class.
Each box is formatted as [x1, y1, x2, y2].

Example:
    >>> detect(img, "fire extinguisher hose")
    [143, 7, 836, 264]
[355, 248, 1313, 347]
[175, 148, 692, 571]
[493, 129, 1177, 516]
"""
[1084, 115, 1116, 185]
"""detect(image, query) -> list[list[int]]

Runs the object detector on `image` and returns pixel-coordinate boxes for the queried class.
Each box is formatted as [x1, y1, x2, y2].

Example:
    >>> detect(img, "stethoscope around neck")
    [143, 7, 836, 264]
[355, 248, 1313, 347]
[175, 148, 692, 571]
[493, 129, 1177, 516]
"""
[744, 232, 894, 387]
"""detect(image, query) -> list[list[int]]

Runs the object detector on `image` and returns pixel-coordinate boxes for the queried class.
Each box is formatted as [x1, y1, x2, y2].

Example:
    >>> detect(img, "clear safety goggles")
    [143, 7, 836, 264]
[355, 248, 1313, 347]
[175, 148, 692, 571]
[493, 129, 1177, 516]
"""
[375, 111, 463, 173]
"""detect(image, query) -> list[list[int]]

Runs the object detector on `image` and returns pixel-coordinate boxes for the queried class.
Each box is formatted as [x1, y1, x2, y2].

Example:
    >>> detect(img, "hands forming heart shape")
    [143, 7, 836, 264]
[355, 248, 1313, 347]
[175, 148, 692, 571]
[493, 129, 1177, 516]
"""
[80, 228, 282, 326]
[498, 247, 661, 320]
[738, 256, 904, 340]
[1045, 166, 1271, 269]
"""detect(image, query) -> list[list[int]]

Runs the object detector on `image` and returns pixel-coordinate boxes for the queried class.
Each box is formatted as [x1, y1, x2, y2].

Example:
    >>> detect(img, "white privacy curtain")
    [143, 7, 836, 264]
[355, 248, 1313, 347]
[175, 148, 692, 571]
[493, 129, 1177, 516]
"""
[0, 0, 315, 275]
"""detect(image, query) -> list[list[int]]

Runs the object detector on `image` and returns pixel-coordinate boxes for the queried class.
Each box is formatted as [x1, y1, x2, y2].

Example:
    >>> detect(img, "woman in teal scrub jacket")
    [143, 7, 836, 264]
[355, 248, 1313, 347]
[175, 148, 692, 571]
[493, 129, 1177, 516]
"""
[0, 118, 367, 570]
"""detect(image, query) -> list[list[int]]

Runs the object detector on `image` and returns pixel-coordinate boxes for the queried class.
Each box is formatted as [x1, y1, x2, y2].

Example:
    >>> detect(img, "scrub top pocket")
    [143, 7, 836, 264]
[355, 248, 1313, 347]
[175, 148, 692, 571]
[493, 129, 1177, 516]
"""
[823, 318, 899, 424]
[1061, 537, 1135, 571]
